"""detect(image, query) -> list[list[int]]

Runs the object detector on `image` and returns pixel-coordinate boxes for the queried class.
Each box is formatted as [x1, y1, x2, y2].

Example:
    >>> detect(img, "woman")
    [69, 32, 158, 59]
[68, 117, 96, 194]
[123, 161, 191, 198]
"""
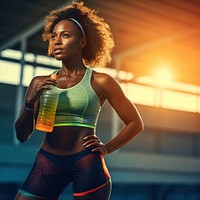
[14, 2, 144, 200]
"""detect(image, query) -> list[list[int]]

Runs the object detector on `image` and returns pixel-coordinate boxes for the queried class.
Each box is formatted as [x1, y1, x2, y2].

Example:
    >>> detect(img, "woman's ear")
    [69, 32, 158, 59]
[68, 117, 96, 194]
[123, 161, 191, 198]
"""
[80, 37, 87, 48]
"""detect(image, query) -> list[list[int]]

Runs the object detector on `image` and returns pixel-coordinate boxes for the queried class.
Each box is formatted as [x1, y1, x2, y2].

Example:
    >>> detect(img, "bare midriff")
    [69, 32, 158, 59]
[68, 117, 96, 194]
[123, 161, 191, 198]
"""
[41, 126, 95, 156]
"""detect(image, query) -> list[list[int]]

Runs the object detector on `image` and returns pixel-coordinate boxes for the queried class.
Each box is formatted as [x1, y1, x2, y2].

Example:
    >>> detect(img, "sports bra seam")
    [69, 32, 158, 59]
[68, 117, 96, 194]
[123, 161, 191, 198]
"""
[80, 84, 89, 124]
[88, 69, 102, 108]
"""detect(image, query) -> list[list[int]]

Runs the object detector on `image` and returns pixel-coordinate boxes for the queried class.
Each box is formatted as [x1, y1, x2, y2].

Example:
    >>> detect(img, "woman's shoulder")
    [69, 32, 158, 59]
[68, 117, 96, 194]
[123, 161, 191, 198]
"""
[29, 75, 50, 86]
[91, 68, 119, 87]
[32, 75, 49, 81]
[92, 68, 114, 81]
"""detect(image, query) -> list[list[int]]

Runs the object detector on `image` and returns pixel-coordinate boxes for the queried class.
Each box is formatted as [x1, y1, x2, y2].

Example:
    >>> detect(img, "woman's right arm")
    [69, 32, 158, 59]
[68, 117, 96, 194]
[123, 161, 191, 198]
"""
[15, 77, 40, 143]
[15, 75, 58, 143]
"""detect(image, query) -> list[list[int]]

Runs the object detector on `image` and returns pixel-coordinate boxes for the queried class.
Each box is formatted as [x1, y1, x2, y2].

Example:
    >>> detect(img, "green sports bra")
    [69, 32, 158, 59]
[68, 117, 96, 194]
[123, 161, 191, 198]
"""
[53, 67, 101, 129]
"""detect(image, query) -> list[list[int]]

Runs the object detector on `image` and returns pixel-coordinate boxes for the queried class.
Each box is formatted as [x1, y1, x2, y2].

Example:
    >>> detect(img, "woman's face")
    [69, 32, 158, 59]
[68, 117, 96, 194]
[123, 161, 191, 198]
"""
[50, 19, 84, 61]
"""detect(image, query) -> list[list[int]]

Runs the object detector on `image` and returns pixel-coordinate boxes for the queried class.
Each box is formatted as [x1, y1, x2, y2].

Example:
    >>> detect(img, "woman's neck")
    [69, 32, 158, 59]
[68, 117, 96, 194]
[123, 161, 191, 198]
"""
[60, 60, 86, 77]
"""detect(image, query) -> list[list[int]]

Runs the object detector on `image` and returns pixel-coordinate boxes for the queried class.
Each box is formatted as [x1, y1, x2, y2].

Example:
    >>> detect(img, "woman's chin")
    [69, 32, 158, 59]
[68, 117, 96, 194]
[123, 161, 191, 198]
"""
[54, 55, 64, 60]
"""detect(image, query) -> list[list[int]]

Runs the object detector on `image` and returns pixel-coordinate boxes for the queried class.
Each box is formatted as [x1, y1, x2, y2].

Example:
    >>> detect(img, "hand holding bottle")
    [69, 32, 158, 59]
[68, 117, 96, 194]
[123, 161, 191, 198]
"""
[36, 74, 59, 132]
[26, 75, 58, 107]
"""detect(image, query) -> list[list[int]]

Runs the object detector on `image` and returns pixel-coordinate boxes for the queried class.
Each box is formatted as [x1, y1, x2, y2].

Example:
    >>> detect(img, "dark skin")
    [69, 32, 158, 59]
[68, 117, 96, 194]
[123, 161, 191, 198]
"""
[15, 20, 143, 200]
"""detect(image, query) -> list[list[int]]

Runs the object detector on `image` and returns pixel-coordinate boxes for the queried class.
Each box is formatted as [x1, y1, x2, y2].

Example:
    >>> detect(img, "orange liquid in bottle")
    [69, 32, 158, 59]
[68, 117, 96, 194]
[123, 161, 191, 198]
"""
[36, 74, 58, 132]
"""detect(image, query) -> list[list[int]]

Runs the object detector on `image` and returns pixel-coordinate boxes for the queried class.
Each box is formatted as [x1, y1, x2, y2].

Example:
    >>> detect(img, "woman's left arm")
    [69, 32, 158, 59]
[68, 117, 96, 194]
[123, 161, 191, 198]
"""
[83, 73, 144, 155]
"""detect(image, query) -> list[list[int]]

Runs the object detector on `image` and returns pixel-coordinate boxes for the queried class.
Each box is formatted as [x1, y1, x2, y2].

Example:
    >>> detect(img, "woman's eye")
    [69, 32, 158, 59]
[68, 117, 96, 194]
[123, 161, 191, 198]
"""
[51, 35, 56, 40]
[63, 34, 69, 38]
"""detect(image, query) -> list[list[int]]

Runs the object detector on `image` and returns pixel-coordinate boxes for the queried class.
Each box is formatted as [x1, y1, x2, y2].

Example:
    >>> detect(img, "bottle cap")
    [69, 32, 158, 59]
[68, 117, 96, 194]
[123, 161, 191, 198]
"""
[50, 74, 58, 80]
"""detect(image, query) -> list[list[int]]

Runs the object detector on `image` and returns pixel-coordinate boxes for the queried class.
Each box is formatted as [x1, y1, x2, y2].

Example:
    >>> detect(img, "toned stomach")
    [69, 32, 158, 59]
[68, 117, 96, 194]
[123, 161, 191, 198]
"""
[41, 126, 95, 155]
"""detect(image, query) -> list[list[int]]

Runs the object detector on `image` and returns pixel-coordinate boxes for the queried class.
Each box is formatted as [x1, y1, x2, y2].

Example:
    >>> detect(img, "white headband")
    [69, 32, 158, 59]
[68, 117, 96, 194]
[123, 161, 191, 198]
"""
[69, 18, 85, 38]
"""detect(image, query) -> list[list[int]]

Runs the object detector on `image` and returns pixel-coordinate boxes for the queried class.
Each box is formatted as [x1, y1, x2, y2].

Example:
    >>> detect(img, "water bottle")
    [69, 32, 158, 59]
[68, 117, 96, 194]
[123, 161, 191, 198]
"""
[36, 74, 59, 132]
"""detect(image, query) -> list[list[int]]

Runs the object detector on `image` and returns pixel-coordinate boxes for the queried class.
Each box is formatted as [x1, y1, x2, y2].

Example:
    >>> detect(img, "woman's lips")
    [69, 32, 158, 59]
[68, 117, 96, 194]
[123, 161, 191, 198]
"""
[54, 48, 63, 54]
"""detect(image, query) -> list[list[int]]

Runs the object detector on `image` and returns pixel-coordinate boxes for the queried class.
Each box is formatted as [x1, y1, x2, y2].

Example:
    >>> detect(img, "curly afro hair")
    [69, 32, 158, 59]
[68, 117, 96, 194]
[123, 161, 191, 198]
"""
[42, 1, 115, 67]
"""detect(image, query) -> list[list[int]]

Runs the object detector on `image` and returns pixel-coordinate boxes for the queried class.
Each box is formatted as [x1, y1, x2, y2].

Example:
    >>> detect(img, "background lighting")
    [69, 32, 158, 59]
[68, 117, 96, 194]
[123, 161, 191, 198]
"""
[153, 67, 174, 87]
